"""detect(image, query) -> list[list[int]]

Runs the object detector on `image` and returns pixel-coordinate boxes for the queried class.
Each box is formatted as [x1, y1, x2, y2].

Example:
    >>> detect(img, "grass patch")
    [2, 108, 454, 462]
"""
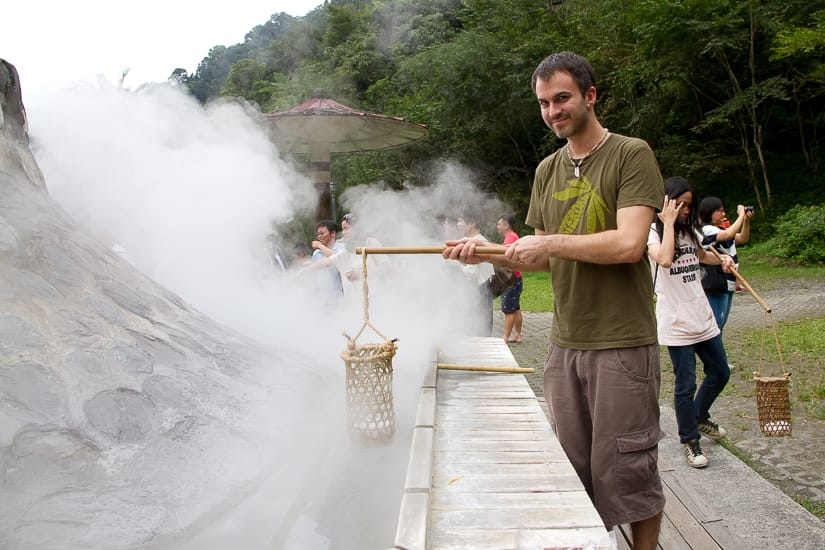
[794, 496, 825, 522]
[728, 317, 825, 419]
[660, 316, 825, 419]
[519, 271, 554, 312]
[732, 244, 825, 290]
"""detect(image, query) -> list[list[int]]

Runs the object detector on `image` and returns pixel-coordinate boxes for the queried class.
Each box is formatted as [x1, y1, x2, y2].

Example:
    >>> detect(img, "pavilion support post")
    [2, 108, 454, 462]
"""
[311, 145, 332, 222]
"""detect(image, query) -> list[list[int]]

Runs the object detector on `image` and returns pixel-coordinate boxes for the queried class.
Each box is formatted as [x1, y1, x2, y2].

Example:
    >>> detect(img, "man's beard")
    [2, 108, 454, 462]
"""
[550, 109, 587, 140]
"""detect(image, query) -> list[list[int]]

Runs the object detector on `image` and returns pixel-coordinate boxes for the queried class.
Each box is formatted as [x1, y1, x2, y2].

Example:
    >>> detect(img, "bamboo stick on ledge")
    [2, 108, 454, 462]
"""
[436, 362, 535, 374]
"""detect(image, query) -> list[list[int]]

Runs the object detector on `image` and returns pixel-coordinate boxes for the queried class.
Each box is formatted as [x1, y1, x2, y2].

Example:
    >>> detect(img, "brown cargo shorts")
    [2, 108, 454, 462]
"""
[543, 343, 666, 528]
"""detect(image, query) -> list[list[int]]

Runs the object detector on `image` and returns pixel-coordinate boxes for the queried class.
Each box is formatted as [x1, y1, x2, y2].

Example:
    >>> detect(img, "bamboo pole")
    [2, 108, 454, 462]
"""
[707, 245, 771, 312]
[436, 362, 535, 374]
[355, 245, 506, 255]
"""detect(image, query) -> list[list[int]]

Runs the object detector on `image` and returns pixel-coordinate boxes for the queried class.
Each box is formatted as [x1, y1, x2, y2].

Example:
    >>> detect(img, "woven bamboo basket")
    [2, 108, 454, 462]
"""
[754, 310, 792, 437]
[754, 374, 792, 437]
[340, 248, 398, 442]
[341, 340, 397, 441]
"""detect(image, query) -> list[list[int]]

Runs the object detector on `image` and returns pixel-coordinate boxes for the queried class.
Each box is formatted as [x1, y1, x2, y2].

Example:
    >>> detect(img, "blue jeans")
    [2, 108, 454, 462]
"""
[706, 291, 734, 330]
[668, 335, 730, 444]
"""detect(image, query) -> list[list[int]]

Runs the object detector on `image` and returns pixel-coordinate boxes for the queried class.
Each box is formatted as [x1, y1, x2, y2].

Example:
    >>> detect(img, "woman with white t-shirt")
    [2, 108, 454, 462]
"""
[647, 176, 735, 469]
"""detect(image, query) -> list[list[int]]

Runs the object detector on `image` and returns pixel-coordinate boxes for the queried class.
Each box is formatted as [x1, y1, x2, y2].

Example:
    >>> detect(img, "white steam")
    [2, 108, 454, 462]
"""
[25, 78, 509, 547]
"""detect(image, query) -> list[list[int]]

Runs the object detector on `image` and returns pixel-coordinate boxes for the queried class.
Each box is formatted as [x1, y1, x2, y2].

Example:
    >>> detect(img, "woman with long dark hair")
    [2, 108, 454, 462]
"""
[647, 177, 735, 468]
[697, 197, 754, 330]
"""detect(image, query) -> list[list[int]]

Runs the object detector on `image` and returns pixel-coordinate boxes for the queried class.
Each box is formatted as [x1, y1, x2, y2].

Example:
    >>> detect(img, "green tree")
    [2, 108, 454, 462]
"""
[221, 59, 270, 106]
[772, 9, 825, 174]
[180, 0, 825, 228]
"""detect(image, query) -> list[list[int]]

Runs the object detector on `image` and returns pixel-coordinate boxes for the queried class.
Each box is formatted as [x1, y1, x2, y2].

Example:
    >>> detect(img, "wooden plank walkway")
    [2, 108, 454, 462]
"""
[615, 463, 748, 549]
[394, 336, 749, 549]
[426, 337, 610, 549]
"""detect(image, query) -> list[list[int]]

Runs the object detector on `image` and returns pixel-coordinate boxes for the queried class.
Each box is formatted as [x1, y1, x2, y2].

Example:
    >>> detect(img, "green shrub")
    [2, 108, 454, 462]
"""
[767, 204, 825, 266]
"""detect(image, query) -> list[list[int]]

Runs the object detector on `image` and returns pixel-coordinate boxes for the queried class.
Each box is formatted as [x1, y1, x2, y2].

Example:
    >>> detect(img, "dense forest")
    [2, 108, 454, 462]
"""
[181, 0, 825, 241]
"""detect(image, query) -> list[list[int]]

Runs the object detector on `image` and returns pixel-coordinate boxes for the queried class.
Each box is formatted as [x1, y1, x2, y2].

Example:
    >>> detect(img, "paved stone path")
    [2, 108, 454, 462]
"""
[494, 278, 825, 517]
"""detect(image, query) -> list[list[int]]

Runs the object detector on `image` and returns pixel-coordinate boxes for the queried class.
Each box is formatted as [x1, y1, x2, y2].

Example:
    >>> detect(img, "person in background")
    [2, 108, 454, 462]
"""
[332, 213, 389, 298]
[291, 243, 313, 268]
[304, 220, 345, 299]
[444, 51, 664, 547]
[648, 177, 734, 469]
[496, 214, 523, 343]
[697, 197, 754, 330]
[456, 211, 495, 336]
[436, 214, 460, 241]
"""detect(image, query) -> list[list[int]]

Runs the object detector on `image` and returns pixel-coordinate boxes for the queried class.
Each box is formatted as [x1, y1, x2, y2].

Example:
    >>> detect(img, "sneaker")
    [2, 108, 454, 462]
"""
[698, 420, 727, 441]
[684, 439, 708, 468]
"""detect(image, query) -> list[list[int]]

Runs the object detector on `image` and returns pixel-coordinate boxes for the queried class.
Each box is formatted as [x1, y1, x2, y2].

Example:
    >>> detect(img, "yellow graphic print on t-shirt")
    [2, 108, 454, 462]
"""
[553, 177, 609, 234]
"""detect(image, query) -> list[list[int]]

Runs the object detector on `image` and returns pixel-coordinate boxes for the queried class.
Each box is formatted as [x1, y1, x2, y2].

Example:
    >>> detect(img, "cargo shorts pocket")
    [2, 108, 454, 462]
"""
[615, 428, 665, 496]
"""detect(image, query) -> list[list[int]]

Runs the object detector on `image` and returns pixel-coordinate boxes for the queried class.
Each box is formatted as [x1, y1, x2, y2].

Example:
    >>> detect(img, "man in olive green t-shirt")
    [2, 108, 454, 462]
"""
[444, 51, 665, 549]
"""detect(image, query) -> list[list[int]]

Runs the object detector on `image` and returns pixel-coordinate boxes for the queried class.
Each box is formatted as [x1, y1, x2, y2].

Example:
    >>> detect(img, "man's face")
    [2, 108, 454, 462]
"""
[496, 218, 508, 235]
[315, 226, 334, 246]
[535, 71, 594, 140]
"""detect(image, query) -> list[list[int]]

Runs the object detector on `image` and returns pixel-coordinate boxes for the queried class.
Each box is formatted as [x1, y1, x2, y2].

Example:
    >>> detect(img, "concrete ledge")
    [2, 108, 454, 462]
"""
[394, 368, 437, 550]
[414, 387, 435, 428]
[403, 426, 434, 491]
[421, 360, 437, 389]
[394, 492, 429, 550]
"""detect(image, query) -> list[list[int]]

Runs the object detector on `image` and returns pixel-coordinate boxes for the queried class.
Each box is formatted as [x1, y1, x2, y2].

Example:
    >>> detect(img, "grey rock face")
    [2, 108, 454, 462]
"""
[0, 59, 332, 549]
[0, 315, 44, 352]
[83, 388, 158, 443]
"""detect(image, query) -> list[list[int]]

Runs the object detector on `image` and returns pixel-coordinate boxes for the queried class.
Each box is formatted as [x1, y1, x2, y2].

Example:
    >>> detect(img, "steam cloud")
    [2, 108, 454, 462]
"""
[24, 78, 511, 547]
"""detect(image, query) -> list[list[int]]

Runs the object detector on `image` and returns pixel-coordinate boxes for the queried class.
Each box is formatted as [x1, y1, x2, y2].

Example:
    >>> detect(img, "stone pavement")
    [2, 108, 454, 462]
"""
[493, 278, 825, 524]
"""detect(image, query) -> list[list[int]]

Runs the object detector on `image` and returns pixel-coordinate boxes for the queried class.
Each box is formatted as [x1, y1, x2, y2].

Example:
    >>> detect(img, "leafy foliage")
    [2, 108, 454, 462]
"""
[181, 0, 825, 232]
[766, 204, 825, 265]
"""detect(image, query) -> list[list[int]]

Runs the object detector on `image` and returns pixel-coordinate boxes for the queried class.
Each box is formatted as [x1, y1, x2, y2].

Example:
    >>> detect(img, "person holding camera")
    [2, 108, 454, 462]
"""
[697, 197, 755, 330]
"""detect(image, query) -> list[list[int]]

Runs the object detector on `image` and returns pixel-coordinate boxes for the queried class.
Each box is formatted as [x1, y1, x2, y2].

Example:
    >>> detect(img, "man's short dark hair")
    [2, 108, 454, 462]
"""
[531, 51, 596, 96]
[316, 219, 338, 233]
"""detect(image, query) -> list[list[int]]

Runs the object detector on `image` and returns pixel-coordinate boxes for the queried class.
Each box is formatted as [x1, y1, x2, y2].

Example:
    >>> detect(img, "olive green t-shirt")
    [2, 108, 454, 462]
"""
[526, 133, 663, 350]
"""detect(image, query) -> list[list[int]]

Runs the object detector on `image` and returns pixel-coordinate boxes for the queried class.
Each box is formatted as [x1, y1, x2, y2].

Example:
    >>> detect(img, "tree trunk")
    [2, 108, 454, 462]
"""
[748, 0, 771, 206]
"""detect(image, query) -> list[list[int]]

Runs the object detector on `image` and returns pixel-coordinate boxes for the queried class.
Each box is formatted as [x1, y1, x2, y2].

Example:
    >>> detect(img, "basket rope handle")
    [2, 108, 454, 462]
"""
[756, 310, 789, 379]
[343, 248, 392, 347]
